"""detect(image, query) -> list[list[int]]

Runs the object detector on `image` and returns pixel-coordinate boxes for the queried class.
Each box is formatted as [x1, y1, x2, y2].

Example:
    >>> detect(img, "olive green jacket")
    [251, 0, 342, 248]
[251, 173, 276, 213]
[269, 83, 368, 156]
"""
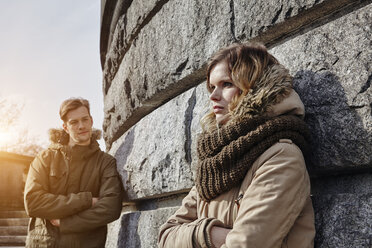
[24, 129, 123, 248]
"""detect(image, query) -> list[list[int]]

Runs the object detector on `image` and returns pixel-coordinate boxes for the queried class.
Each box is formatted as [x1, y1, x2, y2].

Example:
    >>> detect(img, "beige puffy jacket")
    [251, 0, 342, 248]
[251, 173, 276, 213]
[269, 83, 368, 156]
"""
[158, 91, 315, 248]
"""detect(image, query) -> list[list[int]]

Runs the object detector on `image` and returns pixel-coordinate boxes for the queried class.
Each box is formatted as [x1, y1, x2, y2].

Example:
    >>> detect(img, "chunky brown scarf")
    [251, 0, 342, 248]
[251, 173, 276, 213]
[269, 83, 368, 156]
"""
[195, 115, 310, 201]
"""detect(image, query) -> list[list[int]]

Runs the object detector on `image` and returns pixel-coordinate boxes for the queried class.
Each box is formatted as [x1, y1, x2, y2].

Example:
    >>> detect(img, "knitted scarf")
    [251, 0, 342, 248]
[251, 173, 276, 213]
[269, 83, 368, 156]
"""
[195, 115, 310, 201]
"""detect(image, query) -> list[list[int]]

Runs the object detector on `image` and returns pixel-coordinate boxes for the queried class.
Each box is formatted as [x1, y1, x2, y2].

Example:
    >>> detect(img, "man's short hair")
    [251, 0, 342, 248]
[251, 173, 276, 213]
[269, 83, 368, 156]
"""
[59, 97, 91, 122]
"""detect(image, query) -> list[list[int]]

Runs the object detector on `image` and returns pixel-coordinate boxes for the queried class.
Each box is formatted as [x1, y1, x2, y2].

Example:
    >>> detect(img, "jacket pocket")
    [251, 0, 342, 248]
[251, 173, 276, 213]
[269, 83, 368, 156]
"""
[26, 233, 56, 248]
[49, 162, 68, 194]
[26, 218, 58, 248]
[281, 235, 289, 248]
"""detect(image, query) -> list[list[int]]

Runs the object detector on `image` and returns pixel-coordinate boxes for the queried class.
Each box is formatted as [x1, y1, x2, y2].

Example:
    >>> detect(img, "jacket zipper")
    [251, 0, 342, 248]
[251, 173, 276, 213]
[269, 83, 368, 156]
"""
[235, 194, 243, 211]
[63, 150, 71, 191]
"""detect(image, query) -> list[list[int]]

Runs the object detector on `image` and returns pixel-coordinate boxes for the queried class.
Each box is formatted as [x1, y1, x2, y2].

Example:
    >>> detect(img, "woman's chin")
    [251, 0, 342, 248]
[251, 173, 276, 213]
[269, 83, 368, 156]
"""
[216, 115, 230, 126]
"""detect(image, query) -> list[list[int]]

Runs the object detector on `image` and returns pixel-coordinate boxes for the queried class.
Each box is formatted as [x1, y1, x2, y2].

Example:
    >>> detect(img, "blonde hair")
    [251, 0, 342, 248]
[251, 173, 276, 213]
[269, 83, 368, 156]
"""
[201, 43, 279, 131]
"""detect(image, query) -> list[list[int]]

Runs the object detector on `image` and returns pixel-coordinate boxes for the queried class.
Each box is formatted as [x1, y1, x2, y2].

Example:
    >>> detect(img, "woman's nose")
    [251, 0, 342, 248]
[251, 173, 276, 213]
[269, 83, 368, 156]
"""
[210, 88, 221, 101]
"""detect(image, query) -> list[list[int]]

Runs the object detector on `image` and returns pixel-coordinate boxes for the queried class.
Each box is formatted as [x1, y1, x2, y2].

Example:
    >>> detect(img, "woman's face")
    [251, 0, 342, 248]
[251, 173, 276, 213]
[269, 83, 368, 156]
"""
[209, 61, 240, 125]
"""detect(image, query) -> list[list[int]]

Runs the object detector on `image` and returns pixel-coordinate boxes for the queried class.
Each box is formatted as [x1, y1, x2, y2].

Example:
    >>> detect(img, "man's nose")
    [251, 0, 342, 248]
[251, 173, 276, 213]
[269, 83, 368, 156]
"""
[78, 121, 84, 129]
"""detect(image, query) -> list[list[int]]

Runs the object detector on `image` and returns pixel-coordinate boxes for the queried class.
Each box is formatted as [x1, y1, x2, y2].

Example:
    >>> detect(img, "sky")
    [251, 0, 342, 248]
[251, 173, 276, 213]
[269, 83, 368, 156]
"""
[0, 1, 106, 151]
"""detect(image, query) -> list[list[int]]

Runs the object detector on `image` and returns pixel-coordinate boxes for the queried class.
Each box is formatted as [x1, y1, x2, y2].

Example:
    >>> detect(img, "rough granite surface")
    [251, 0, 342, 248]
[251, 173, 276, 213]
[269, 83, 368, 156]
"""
[311, 173, 372, 247]
[108, 88, 197, 200]
[313, 193, 372, 248]
[311, 173, 372, 195]
[102, 0, 167, 94]
[102, 0, 369, 147]
[106, 207, 179, 248]
[103, 0, 234, 146]
[234, 0, 325, 40]
[108, 83, 212, 200]
[270, 4, 372, 174]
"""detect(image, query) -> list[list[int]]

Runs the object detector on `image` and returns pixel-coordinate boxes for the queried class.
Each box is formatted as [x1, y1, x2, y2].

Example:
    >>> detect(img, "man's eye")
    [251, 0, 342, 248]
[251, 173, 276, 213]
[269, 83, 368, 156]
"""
[223, 82, 233, 87]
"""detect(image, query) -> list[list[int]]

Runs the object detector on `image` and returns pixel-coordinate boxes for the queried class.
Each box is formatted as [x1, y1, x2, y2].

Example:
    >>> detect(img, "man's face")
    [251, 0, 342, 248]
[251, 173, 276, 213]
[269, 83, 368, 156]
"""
[63, 106, 93, 146]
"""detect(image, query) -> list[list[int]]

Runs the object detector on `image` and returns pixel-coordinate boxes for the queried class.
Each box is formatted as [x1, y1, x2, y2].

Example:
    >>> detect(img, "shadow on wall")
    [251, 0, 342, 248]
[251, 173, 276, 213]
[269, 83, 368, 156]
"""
[293, 70, 372, 247]
[117, 212, 141, 248]
[114, 128, 136, 198]
[293, 70, 371, 175]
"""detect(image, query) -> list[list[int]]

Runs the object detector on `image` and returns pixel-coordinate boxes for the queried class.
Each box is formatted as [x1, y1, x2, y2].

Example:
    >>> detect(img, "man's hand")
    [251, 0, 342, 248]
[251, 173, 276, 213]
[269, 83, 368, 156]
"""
[50, 219, 60, 227]
[92, 197, 99, 206]
[210, 226, 231, 248]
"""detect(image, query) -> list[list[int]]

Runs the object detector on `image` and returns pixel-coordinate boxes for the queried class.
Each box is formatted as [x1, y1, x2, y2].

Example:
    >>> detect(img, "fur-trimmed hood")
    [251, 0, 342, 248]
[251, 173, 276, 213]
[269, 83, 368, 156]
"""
[230, 64, 304, 122]
[48, 128, 102, 146]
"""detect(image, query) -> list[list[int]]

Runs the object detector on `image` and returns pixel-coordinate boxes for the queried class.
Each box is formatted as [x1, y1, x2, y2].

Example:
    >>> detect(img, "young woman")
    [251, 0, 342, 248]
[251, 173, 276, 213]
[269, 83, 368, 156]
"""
[158, 43, 315, 248]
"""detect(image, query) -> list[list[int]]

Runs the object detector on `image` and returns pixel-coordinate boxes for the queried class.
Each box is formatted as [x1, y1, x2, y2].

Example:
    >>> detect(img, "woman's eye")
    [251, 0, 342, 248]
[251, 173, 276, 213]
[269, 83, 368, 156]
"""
[210, 86, 216, 91]
[223, 82, 233, 87]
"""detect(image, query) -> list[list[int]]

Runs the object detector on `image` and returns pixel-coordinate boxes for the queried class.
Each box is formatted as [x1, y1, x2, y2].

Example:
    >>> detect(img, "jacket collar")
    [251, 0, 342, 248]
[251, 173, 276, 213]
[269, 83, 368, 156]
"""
[266, 90, 305, 119]
[47, 128, 102, 157]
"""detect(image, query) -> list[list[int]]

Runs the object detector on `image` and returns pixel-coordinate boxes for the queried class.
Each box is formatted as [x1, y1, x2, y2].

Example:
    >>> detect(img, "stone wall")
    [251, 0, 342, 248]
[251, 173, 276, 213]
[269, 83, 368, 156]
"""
[100, 0, 372, 247]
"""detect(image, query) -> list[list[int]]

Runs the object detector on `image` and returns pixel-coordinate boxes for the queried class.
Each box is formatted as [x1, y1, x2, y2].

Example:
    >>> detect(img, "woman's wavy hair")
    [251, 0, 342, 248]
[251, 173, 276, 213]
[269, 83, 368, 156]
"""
[201, 42, 280, 131]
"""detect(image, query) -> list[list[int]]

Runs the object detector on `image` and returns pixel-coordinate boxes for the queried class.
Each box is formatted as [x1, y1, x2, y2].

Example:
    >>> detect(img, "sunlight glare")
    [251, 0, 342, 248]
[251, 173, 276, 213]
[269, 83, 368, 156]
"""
[0, 130, 17, 148]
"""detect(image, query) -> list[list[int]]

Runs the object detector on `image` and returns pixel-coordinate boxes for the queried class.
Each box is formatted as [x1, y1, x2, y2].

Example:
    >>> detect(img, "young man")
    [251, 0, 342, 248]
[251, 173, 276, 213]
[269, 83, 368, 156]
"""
[24, 98, 123, 247]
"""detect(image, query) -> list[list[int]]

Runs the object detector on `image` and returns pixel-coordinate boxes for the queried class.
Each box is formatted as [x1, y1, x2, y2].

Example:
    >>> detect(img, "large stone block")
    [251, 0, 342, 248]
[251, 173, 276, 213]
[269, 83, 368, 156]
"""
[109, 88, 198, 200]
[100, 0, 133, 67]
[311, 173, 372, 246]
[270, 4, 372, 174]
[108, 82, 211, 200]
[312, 192, 372, 247]
[102, 0, 165, 90]
[103, 0, 234, 147]
[106, 207, 179, 248]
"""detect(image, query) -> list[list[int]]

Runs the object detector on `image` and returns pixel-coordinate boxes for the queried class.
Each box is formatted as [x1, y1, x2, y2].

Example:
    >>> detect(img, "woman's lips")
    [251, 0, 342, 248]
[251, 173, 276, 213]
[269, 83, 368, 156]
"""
[213, 106, 224, 113]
